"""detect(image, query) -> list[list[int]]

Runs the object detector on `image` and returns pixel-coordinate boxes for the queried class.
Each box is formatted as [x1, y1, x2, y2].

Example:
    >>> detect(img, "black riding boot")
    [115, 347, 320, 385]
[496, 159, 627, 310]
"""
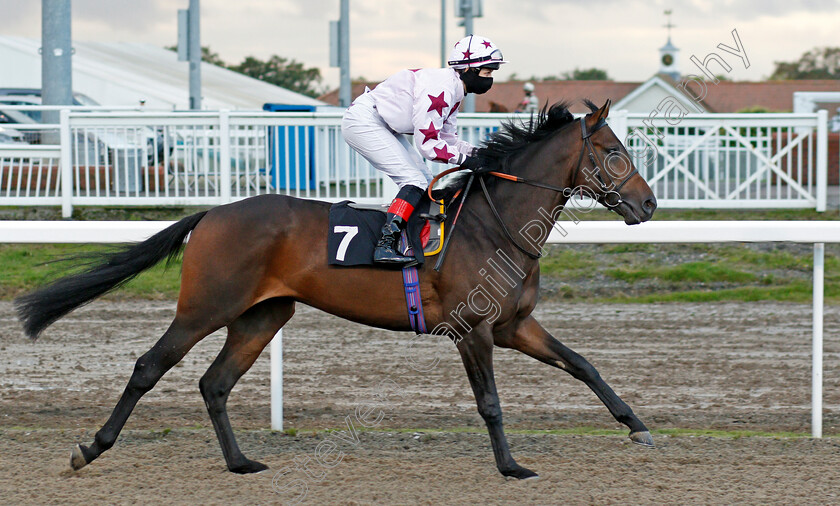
[373, 213, 414, 265]
[373, 184, 424, 266]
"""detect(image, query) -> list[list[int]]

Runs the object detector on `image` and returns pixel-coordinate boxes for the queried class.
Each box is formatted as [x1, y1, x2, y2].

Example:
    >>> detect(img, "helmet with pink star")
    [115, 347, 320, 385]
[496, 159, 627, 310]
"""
[447, 35, 507, 69]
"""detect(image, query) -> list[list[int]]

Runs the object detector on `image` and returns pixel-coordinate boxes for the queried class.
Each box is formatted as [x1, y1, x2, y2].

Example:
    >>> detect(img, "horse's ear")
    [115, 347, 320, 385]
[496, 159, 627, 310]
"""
[585, 99, 611, 129]
[597, 99, 611, 121]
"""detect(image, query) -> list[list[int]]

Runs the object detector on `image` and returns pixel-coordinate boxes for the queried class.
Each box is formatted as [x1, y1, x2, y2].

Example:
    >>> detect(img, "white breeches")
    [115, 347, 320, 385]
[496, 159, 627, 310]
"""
[341, 93, 433, 189]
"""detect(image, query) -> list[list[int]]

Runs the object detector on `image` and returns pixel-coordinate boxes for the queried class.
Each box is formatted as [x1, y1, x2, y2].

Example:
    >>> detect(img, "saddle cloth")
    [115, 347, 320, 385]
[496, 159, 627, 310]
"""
[327, 199, 444, 266]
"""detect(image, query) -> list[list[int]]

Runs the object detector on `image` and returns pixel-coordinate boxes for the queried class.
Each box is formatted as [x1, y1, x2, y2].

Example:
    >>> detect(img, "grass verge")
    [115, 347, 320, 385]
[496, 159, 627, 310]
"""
[3, 425, 836, 439]
[1, 207, 837, 303]
[317, 425, 837, 439]
[0, 243, 182, 300]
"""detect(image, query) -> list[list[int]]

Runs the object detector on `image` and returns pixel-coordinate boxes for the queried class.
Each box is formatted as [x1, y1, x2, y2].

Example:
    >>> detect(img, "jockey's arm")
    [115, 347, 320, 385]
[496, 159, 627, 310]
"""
[411, 89, 473, 165]
[439, 107, 474, 160]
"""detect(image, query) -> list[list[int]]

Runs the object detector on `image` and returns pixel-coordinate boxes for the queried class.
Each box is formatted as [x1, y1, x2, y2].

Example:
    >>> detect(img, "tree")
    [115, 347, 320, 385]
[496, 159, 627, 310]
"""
[164, 45, 227, 66]
[770, 47, 840, 80]
[228, 55, 323, 98]
[562, 67, 611, 80]
[165, 45, 324, 97]
[199, 46, 226, 67]
[504, 73, 559, 82]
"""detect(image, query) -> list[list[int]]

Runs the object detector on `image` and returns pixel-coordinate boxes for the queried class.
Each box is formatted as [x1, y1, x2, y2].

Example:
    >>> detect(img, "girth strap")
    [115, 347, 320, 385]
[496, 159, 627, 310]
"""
[399, 234, 427, 334]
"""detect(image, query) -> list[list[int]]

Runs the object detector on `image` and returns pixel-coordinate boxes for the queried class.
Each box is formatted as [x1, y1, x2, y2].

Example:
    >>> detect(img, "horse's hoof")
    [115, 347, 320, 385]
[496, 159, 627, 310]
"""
[229, 459, 269, 474]
[70, 444, 89, 470]
[501, 465, 539, 480]
[629, 430, 655, 448]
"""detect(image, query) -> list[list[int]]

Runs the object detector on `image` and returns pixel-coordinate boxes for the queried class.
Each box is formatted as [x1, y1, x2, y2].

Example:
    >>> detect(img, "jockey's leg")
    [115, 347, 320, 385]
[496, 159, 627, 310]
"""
[341, 95, 433, 265]
[374, 184, 424, 265]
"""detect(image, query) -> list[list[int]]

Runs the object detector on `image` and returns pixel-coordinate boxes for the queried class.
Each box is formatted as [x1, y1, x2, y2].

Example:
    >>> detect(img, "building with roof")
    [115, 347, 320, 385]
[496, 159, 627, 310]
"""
[319, 75, 840, 115]
[0, 36, 325, 110]
[318, 22, 840, 116]
[317, 27, 840, 188]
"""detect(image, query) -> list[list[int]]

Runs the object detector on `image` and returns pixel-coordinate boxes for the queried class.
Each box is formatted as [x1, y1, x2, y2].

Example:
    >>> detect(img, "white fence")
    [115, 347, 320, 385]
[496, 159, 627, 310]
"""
[621, 112, 829, 210]
[0, 107, 831, 215]
[0, 220, 835, 438]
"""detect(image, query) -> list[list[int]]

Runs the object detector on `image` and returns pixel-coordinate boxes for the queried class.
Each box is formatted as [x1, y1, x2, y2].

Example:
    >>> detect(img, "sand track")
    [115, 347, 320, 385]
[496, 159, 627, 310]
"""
[1, 300, 839, 504]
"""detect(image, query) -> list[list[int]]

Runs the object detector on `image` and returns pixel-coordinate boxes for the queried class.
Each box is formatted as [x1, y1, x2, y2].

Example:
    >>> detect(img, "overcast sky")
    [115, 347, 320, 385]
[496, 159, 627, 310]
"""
[5, 0, 840, 91]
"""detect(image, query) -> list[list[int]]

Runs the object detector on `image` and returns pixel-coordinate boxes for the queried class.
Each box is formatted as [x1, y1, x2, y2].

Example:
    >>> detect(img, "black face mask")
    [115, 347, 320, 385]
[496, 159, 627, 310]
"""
[460, 69, 493, 94]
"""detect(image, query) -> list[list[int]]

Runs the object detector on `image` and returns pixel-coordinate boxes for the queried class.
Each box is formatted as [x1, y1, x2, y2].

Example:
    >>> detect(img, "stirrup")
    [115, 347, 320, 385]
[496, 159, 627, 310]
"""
[374, 245, 416, 265]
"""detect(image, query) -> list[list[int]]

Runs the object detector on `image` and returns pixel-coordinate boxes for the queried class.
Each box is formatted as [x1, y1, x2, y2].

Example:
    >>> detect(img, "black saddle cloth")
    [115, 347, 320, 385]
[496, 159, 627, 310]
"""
[327, 200, 426, 266]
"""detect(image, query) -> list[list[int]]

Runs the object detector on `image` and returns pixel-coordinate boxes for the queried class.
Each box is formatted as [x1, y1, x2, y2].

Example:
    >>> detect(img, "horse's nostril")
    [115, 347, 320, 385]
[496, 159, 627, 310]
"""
[643, 198, 657, 210]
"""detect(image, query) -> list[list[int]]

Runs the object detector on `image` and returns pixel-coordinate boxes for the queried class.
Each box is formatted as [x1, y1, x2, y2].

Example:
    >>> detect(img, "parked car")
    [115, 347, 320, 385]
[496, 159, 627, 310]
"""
[0, 105, 41, 143]
[0, 94, 162, 161]
[0, 125, 27, 145]
[0, 88, 98, 106]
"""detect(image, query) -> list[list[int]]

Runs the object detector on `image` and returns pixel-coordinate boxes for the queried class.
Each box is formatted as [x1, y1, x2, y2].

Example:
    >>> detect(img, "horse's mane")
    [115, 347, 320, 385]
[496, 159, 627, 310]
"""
[438, 99, 599, 202]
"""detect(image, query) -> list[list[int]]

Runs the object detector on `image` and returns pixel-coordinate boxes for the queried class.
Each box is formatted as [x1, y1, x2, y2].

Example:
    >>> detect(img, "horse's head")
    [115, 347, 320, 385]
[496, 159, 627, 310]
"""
[571, 100, 657, 224]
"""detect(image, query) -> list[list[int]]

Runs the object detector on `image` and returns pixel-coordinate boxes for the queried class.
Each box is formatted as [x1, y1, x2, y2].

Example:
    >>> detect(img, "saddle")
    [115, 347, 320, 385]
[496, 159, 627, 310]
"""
[327, 198, 445, 267]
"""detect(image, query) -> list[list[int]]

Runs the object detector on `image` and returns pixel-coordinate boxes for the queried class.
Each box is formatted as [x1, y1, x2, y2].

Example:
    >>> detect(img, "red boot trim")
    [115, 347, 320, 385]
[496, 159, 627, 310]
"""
[388, 198, 415, 221]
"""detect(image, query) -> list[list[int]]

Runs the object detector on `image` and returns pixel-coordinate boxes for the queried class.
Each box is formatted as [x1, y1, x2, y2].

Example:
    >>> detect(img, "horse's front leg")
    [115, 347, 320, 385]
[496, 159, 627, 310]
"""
[499, 315, 654, 447]
[457, 323, 538, 479]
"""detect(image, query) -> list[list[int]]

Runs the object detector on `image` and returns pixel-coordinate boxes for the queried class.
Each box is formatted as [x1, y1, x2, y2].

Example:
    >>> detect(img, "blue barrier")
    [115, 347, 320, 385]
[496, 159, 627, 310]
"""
[263, 104, 316, 190]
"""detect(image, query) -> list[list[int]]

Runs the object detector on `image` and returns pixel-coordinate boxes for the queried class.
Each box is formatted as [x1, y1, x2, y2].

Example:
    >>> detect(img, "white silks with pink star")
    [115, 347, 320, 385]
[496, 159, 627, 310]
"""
[355, 67, 473, 165]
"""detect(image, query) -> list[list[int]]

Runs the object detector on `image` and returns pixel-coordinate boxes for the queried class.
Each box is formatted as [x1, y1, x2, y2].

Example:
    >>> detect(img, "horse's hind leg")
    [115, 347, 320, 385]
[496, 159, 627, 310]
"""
[199, 298, 294, 474]
[500, 316, 654, 447]
[71, 317, 220, 470]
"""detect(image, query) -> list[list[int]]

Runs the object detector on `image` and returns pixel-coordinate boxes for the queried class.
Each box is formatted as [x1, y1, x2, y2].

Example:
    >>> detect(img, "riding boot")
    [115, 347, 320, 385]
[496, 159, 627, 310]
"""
[373, 184, 424, 266]
[373, 213, 414, 265]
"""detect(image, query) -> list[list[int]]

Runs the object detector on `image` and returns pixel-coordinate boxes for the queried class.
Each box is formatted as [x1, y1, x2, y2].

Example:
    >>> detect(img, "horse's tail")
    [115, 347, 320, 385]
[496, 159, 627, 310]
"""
[15, 211, 209, 340]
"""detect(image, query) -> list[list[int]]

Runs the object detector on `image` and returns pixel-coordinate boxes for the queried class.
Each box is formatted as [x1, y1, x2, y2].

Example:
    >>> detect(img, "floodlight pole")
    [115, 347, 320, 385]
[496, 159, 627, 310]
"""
[41, 0, 73, 126]
[462, 1, 475, 112]
[440, 0, 446, 67]
[339, 0, 351, 107]
[188, 0, 201, 110]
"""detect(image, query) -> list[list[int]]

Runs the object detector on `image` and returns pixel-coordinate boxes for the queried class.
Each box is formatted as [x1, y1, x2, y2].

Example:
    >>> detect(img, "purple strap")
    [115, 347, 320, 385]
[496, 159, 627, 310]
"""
[400, 234, 426, 334]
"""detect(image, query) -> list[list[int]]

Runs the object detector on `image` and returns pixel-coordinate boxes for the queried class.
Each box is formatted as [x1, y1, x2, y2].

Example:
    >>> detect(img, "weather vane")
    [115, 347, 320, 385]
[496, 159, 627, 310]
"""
[664, 9, 675, 39]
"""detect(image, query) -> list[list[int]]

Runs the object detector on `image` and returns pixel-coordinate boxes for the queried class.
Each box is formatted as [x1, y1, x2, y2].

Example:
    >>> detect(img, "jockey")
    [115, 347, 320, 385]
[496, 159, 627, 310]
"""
[342, 34, 506, 265]
[515, 82, 539, 114]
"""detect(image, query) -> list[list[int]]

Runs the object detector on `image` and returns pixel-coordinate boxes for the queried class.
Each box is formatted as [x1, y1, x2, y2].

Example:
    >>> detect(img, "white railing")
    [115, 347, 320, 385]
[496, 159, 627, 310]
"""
[0, 108, 831, 215]
[61, 110, 391, 215]
[0, 146, 62, 204]
[622, 112, 829, 211]
[0, 220, 835, 437]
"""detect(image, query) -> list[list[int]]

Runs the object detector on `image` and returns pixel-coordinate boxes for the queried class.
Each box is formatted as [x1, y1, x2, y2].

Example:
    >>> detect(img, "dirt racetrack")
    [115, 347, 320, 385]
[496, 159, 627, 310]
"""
[1, 300, 839, 504]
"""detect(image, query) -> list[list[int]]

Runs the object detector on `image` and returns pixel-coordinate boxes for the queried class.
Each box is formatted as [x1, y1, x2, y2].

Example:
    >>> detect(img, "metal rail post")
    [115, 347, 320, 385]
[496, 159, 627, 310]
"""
[59, 109, 72, 218]
[271, 330, 283, 431]
[816, 109, 828, 212]
[218, 110, 231, 204]
[812, 242, 825, 438]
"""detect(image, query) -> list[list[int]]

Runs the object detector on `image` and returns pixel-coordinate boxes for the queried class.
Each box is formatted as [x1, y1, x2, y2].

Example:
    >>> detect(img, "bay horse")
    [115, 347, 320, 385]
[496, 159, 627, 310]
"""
[488, 100, 510, 113]
[16, 99, 657, 480]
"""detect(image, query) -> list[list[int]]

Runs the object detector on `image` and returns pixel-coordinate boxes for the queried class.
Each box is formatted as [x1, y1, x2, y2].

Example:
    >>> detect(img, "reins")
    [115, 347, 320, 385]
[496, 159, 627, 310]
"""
[478, 176, 544, 259]
[427, 116, 638, 268]
[433, 172, 476, 271]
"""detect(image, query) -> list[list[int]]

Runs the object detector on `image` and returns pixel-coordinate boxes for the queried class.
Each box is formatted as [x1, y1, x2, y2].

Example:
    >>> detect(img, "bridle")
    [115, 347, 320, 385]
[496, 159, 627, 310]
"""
[480, 117, 639, 209]
[574, 117, 639, 209]
[429, 116, 639, 263]
[428, 115, 640, 267]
